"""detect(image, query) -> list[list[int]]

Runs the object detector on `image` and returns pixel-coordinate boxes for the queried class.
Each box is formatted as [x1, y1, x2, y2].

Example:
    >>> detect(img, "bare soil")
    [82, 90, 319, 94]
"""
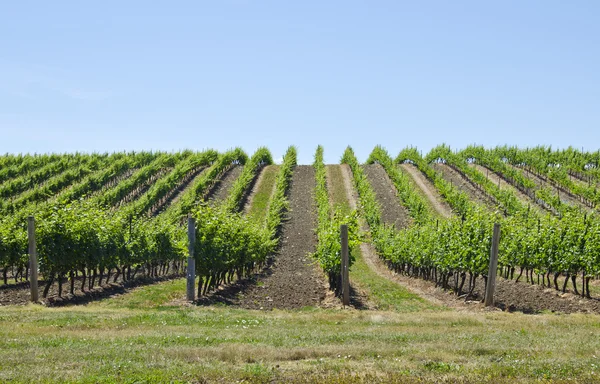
[202, 166, 327, 310]
[361, 164, 412, 228]
[399, 163, 453, 218]
[149, 166, 207, 216]
[431, 163, 497, 209]
[207, 165, 243, 204]
[0, 268, 184, 307]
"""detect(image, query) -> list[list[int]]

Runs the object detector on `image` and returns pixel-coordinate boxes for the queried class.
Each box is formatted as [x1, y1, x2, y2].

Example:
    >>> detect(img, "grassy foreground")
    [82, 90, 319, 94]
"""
[1, 279, 599, 383]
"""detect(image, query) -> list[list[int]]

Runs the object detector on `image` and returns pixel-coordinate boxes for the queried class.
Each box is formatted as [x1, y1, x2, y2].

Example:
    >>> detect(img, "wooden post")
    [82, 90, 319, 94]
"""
[186, 217, 196, 302]
[340, 225, 350, 307]
[484, 223, 501, 307]
[27, 216, 39, 303]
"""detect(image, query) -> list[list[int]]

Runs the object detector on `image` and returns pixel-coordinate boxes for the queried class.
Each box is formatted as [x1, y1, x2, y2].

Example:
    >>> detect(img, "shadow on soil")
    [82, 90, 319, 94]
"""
[193, 259, 370, 310]
[348, 284, 370, 310]
[45, 274, 185, 307]
[194, 259, 275, 307]
[0, 274, 185, 307]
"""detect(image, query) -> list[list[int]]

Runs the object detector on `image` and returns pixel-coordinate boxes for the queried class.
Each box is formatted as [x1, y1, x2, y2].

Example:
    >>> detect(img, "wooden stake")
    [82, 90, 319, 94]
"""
[186, 217, 196, 302]
[27, 216, 39, 303]
[341, 225, 350, 307]
[484, 223, 501, 307]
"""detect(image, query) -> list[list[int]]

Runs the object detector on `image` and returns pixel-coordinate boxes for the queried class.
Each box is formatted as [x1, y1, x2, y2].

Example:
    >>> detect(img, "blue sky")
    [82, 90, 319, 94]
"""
[1, 1, 599, 164]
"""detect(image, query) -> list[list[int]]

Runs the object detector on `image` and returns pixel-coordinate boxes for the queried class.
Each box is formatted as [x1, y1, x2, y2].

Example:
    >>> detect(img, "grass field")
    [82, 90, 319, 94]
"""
[1, 280, 599, 383]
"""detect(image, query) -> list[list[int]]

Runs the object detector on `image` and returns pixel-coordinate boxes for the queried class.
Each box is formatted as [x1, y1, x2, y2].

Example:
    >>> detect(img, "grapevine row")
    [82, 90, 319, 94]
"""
[312, 146, 359, 294]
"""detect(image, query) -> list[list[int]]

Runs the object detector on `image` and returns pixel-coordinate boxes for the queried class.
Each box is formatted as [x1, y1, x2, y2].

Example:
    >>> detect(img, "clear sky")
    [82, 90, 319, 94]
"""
[1, 1, 599, 164]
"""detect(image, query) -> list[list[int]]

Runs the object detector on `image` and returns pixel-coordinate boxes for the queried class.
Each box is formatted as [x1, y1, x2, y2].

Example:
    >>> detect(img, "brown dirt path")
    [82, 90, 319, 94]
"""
[149, 166, 207, 216]
[399, 163, 452, 218]
[206, 165, 243, 204]
[431, 163, 497, 210]
[227, 166, 327, 310]
[361, 164, 412, 228]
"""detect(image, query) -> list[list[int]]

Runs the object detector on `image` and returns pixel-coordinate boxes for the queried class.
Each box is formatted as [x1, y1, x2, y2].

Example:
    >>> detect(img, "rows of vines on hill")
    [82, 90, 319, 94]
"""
[343, 144, 600, 300]
[345, 146, 494, 297]
[401, 146, 600, 298]
[2, 145, 600, 302]
[0, 154, 87, 200]
[0, 153, 68, 185]
[0, 153, 159, 285]
[488, 146, 599, 210]
[0, 153, 116, 214]
[0, 150, 221, 295]
[458, 145, 569, 216]
[0, 147, 296, 295]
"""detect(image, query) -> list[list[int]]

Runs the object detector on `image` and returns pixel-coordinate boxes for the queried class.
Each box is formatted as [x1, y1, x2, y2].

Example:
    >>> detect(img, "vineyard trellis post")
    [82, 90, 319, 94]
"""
[484, 223, 501, 307]
[341, 224, 349, 307]
[186, 217, 196, 302]
[27, 216, 39, 303]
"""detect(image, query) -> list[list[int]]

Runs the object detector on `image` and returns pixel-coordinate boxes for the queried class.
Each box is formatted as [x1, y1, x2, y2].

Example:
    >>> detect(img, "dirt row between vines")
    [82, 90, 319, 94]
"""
[509, 163, 592, 213]
[399, 163, 453, 218]
[149, 166, 207, 216]
[362, 165, 412, 228]
[470, 163, 547, 215]
[0, 164, 244, 306]
[199, 165, 327, 310]
[359, 164, 452, 308]
[364, 163, 600, 314]
[207, 165, 243, 204]
[431, 163, 497, 210]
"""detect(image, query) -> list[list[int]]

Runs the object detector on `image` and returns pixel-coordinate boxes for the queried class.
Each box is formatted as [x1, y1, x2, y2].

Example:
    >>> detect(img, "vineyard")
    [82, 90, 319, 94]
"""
[2, 145, 600, 381]
[1, 145, 600, 313]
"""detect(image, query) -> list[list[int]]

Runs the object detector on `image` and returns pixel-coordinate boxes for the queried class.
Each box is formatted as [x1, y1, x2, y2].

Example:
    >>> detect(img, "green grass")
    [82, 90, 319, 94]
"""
[349, 250, 438, 312]
[1, 291, 600, 383]
[90, 278, 187, 310]
[248, 165, 279, 223]
[326, 164, 435, 312]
